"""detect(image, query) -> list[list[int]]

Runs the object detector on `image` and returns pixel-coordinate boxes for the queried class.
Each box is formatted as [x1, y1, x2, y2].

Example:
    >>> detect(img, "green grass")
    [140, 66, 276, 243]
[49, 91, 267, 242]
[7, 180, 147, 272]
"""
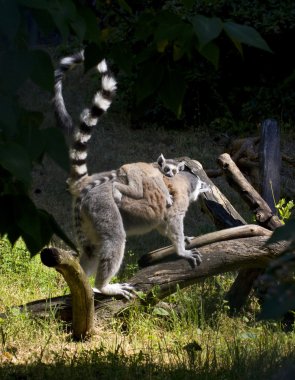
[1, 238, 295, 379]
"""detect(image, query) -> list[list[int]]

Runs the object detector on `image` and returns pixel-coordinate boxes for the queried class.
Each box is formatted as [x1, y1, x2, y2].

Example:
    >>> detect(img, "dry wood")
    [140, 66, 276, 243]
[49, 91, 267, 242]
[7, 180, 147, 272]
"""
[139, 224, 271, 267]
[40, 248, 94, 340]
[180, 157, 246, 229]
[10, 236, 286, 322]
[217, 153, 282, 230]
[217, 152, 283, 312]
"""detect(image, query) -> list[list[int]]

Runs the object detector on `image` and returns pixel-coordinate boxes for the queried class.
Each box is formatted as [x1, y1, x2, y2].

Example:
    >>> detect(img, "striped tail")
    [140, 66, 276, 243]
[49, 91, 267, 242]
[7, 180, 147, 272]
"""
[69, 59, 117, 188]
[54, 50, 85, 131]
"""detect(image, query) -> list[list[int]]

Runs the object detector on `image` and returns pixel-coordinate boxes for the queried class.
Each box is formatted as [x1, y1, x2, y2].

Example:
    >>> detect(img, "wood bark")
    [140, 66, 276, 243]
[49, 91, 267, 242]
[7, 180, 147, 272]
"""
[180, 157, 246, 229]
[259, 119, 281, 213]
[217, 153, 281, 230]
[139, 224, 271, 267]
[40, 248, 94, 340]
[5, 235, 286, 322]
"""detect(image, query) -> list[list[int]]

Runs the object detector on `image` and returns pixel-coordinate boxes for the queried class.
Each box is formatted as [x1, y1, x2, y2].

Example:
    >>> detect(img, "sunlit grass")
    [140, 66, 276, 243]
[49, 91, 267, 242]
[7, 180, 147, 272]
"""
[0, 238, 295, 379]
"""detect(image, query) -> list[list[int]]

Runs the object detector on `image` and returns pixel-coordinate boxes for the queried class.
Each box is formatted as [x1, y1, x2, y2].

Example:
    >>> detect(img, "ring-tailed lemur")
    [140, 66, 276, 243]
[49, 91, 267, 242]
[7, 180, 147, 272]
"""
[54, 51, 211, 299]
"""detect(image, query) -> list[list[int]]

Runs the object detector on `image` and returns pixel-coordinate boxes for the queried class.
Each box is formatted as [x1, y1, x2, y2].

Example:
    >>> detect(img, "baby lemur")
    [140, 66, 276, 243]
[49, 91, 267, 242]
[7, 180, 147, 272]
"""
[54, 51, 211, 299]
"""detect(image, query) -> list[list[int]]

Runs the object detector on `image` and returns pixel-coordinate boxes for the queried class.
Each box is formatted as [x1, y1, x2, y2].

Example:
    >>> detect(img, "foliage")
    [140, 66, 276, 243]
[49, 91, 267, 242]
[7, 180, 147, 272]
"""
[0, 0, 95, 255]
[275, 198, 294, 224]
[87, 0, 272, 124]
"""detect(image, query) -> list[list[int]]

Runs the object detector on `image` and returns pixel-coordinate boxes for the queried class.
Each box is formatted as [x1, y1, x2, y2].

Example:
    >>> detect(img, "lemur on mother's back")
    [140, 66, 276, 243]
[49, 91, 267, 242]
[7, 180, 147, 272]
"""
[54, 50, 211, 299]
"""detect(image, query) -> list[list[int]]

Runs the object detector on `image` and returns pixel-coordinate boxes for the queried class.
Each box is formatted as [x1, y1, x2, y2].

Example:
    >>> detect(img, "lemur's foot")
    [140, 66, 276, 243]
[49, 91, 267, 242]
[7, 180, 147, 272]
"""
[177, 248, 202, 268]
[93, 283, 136, 300]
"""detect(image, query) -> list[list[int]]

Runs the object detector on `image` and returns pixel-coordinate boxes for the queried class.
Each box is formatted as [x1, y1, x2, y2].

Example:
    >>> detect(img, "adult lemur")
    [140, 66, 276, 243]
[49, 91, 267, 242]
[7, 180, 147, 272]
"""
[54, 51, 211, 299]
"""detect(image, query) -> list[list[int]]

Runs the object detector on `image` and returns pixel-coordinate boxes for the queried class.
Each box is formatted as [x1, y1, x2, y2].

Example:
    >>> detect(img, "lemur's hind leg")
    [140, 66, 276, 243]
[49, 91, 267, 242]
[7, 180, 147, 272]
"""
[113, 168, 143, 202]
[92, 235, 136, 300]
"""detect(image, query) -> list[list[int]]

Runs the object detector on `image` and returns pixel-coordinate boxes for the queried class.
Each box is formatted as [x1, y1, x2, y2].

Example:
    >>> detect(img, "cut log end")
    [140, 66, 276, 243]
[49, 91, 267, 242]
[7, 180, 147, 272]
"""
[41, 248, 62, 267]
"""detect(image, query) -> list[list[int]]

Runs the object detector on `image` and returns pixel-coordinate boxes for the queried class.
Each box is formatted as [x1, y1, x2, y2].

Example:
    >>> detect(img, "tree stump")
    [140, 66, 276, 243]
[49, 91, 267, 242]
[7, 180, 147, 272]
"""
[41, 248, 94, 340]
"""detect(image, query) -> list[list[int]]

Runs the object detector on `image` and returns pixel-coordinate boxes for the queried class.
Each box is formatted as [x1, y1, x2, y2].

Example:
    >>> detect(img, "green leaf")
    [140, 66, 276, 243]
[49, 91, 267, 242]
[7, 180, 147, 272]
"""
[42, 128, 70, 171]
[48, 0, 77, 41]
[182, 0, 195, 8]
[0, 142, 32, 185]
[17, 0, 48, 9]
[0, 50, 33, 93]
[78, 7, 98, 43]
[0, 96, 19, 137]
[15, 196, 41, 248]
[159, 69, 186, 118]
[30, 50, 54, 92]
[17, 111, 46, 162]
[136, 61, 165, 104]
[0, 0, 20, 40]
[192, 15, 222, 48]
[198, 41, 220, 69]
[84, 44, 105, 72]
[0, 195, 21, 244]
[41, 209, 77, 252]
[223, 22, 272, 53]
[152, 307, 170, 316]
[118, 0, 132, 14]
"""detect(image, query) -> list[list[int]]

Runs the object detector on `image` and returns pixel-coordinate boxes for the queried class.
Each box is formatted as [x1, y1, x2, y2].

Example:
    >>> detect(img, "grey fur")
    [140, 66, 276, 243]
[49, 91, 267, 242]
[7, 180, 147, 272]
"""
[54, 52, 211, 300]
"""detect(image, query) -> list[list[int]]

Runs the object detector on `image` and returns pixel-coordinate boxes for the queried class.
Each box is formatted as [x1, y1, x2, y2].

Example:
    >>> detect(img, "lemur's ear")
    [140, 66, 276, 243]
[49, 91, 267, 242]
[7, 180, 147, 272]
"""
[157, 153, 165, 166]
[178, 161, 186, 171]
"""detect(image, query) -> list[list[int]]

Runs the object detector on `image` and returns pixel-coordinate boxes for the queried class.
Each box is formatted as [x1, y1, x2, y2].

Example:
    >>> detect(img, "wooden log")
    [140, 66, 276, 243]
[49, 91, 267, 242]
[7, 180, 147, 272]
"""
[8, 236, 286, 322]
[138, 224, 271, 267]
[40, 248, 94, 340]
[217, 153, 282, 230]
[259, 119, 281, 213]
[180, 157, 246, 229]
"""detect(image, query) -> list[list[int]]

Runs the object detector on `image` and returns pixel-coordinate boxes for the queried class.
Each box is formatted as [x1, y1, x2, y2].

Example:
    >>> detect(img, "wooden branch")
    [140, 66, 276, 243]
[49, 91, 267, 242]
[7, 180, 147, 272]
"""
[40, 248, 94, 340]
[180, 157, 246, 229]
[9, 236, 286, 322]
[217, 153, 282, 230]
[138, 224, 271, 267]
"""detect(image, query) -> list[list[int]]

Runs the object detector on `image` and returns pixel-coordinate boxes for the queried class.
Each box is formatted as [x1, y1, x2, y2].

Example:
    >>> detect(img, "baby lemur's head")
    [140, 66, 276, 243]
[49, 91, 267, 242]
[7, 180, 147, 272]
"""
[157, 154, 185, 178]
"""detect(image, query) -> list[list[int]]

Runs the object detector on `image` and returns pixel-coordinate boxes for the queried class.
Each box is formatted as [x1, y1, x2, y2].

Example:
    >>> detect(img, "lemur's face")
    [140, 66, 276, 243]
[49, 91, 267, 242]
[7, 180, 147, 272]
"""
[157, 154, 185, 177]
[162, 163, 180, 177]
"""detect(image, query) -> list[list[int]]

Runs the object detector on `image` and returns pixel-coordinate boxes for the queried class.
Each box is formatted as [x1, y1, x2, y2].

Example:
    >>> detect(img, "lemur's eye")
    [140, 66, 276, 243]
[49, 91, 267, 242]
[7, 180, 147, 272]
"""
[172, 169, 177, 175]
[164, 167, 169, 173]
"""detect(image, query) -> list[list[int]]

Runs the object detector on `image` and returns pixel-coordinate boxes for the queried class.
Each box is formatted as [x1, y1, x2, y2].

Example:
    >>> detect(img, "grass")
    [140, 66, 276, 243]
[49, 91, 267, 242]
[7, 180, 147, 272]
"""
[1, 238, 295, 379]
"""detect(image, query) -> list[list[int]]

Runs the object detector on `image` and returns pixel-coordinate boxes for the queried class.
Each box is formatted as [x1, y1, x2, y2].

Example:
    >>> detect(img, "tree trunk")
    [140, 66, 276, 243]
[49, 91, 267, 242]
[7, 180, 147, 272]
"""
[259, 119, 281, 213]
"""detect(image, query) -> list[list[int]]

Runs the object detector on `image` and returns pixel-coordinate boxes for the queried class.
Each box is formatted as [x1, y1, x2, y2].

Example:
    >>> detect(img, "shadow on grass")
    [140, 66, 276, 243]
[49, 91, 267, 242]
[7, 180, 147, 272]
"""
[1, 350, 295, 380]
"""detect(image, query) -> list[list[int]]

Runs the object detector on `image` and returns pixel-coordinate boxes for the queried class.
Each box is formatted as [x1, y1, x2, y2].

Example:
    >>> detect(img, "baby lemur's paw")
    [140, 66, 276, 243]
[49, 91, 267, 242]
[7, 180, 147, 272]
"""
[166, 194, 173, 207]
[112, 184, 123, 204]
